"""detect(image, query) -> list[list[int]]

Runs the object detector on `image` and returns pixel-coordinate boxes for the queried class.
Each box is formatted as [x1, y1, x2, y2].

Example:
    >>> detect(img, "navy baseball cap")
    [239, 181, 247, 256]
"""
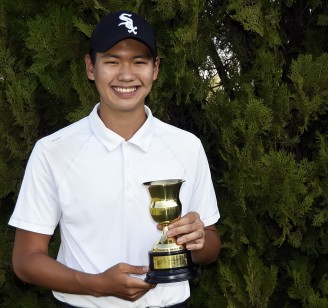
[89, 10, 157, 57]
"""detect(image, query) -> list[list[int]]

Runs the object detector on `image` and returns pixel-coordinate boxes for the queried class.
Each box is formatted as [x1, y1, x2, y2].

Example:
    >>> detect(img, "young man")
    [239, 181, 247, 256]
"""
[9, 10, 220, 308]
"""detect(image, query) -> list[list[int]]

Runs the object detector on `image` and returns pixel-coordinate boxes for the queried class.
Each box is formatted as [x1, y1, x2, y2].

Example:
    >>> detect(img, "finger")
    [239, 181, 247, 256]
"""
[126, 265, 149, 275]
[167, 219, 204, 238]
[168, 212, 200, 229]
[177, 229, 205, 245]
[128, 274, 156, 289]
[125, 288, 152, 302]
[126, 266, 156, 289]
[117, 287, 150, 302]
[185, 238, 205, 250]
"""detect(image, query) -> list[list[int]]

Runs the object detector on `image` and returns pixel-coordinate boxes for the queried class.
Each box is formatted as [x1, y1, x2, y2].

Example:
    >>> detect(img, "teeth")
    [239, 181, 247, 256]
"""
[114, 87, 137, 94]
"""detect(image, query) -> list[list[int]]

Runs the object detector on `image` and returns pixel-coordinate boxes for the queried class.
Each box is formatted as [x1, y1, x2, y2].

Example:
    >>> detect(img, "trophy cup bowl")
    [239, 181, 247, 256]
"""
[143, 179, 198, 284]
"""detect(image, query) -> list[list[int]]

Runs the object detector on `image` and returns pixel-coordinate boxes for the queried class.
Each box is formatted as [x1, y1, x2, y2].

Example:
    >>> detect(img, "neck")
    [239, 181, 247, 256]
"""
[98, 106, 147, 141]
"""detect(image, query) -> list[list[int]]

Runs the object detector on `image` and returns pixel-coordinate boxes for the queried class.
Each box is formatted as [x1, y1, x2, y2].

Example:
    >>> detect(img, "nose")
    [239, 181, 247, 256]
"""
[117, 63, 136, 81]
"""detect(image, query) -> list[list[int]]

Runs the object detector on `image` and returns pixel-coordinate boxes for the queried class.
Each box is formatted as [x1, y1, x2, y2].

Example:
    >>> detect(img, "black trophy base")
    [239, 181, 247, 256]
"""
[145, 249, 198, 284]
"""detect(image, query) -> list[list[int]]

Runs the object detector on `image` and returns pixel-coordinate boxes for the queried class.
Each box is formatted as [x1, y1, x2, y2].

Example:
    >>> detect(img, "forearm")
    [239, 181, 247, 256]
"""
[191, 227, 221, 264]
[14, 250, 101, 296]
[12, 228, 154, 302]
[12, 229, 103, 296]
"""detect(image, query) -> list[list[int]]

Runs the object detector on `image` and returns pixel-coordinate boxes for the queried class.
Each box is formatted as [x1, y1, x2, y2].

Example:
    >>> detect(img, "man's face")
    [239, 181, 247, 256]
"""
[85, 39, 160, 115]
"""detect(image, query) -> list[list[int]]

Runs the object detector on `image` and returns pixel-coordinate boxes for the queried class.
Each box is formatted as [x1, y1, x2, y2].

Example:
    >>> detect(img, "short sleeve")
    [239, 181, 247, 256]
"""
[8, 141, 61, 235]
[188, 143, 220, 226]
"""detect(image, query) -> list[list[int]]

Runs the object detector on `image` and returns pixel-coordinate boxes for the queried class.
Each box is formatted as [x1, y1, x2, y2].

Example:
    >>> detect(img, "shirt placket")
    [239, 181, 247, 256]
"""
[123, 142, 134, 206]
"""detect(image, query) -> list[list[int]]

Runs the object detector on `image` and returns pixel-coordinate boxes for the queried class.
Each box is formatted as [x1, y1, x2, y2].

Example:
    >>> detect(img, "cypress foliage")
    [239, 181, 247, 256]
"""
[189, 0, 328, 307]
[0, 0, 327, 307]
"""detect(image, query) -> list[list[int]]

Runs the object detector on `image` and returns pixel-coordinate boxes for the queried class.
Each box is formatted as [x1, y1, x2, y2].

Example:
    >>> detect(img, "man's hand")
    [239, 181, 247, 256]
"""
[94, 263, 155, 301]
[166, 212, 205, 250]
[157, 212, 220, 264]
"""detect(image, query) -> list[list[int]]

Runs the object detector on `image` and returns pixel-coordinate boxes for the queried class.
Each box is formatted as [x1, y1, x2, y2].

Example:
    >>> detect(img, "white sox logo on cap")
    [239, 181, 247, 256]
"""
[118, 13, 137, 35]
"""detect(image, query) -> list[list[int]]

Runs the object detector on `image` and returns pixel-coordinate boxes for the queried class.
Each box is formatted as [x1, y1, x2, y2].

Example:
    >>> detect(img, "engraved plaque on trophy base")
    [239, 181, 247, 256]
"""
[145, 249, 198, 284]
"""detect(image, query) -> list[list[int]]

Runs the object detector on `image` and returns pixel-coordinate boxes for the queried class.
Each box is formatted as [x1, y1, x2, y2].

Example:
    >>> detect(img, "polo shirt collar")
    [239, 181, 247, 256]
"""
[129, 106, 154, 152]
[88, 103, 154, 152]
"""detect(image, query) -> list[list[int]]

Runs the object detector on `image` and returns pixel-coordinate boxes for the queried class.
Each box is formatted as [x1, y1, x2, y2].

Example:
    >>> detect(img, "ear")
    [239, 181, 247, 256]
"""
[85, 54, 95, 80]
[153, 56, 160, 81]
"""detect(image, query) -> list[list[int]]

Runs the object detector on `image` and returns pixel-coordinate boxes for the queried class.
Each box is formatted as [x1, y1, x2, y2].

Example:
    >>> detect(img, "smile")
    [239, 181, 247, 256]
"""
[113, 87, 137, 94]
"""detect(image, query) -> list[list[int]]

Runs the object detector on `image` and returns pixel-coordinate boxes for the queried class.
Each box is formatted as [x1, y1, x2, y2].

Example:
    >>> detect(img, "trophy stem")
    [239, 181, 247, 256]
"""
[159, 225, 177, 245]
[152, 224, 184, 252]
[159, 225, 169, 244]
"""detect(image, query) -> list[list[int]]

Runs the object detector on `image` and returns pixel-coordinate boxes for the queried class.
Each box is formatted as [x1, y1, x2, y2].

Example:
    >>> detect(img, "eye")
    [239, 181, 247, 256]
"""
[135, 61, 146, 65]
[134, 58, 150, 65]
[105, 61, 119, 65]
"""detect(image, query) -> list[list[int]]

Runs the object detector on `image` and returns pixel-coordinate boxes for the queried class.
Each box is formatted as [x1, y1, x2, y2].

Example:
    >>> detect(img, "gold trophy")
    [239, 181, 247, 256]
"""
[143, 179, 198, 283]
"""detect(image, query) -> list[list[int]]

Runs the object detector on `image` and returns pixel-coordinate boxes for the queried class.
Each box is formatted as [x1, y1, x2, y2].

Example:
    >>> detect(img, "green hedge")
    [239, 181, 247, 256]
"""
[1, 0, 327, 307]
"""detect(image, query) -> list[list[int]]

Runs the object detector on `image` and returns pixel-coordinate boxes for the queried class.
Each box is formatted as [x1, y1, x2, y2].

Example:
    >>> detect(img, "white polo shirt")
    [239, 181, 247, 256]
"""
[9, 103, 219, 308]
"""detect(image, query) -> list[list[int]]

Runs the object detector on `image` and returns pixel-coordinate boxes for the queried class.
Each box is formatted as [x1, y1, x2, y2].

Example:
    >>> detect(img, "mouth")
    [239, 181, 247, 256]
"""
[113, 86, 138, 94]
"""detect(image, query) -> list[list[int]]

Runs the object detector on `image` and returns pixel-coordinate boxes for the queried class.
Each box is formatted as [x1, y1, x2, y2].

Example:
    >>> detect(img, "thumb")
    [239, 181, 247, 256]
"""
[128, 265, 149, 275]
